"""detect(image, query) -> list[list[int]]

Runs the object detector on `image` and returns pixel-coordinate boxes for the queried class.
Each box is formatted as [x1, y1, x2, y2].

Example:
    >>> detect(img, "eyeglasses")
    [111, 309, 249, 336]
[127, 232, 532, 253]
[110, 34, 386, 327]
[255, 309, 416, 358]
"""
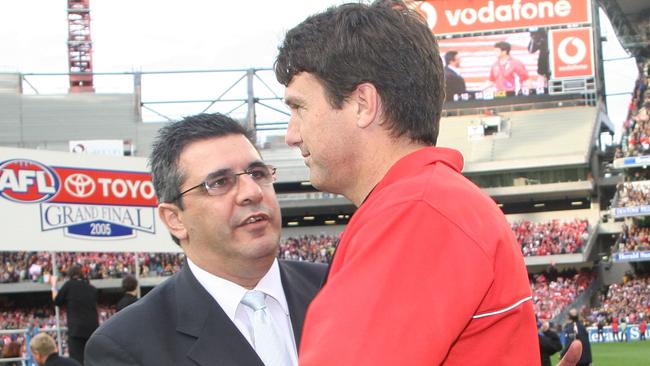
[170, 164, 277, 202]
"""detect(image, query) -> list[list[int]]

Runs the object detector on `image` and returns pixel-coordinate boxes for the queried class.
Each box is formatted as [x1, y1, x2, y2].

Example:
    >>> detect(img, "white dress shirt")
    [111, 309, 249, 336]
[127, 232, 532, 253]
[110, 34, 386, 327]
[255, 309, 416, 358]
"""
[187, 258, 298, 366]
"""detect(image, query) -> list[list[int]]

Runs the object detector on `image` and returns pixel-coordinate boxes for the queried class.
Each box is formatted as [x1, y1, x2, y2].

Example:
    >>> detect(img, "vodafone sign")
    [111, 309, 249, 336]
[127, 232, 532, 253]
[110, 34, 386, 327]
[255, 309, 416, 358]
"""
[417, 0, 592, 35]
[549, 27, 594, 79]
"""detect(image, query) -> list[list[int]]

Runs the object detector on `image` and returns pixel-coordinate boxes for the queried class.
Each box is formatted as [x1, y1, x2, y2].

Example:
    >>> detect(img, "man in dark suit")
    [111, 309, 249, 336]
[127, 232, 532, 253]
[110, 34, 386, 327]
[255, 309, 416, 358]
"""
[30, 333, 82, 366]
[52, 265, 98, 365]
[115, 275, 138, 312]
[561, 308, 592, 366]
[443, 50, 466, 102]
[85, 113, 326, 366]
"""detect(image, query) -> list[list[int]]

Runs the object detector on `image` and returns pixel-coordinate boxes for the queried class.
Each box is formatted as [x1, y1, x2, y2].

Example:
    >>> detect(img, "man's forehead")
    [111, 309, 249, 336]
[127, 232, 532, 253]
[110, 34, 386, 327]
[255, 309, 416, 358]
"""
[178, 135, 262, 175]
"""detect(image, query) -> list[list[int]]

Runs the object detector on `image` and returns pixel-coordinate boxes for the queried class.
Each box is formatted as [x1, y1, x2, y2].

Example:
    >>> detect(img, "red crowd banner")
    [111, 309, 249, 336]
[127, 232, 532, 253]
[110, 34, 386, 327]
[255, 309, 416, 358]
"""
[416, 0, 592, 36]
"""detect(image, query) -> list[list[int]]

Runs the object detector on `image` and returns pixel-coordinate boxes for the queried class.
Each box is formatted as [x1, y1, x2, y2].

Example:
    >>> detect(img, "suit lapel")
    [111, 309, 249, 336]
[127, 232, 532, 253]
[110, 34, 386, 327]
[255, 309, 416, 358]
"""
[279, 261, 313, 347]
[175, 264, 264, 366]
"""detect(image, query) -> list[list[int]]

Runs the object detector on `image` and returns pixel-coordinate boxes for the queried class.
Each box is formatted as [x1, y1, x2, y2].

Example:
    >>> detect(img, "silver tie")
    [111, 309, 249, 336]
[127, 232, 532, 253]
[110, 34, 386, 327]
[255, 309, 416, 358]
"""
[240, 290, 293, 366]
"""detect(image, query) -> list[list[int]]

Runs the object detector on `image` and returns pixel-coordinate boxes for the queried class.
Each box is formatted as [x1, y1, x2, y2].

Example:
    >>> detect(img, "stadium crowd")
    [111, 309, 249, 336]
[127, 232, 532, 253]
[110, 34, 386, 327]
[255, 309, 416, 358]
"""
[278, 234, 339, 263]
[0, 252, 185, 284]
[621, 61, 650, 157]
[512, 219, 590, 257]
[588, 274, 650, 331]
[617, 222, 650, 253]
[615, 181, 650, 208]
[531, 267, 596, 321]
[0, 221, 596, 285]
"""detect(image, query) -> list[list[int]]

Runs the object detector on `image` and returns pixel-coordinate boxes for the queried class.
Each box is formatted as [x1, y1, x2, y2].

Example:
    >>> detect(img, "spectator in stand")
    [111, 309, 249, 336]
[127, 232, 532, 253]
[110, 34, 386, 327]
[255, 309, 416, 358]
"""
[52, 265, 98, 365]
[115, 275, 138, 312]
[30, 333, 81, 366]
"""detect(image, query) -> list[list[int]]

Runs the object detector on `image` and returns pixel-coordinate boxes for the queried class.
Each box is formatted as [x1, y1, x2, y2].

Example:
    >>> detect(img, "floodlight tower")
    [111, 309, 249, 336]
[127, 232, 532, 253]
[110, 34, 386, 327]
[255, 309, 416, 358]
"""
[67, 0, 94, 93]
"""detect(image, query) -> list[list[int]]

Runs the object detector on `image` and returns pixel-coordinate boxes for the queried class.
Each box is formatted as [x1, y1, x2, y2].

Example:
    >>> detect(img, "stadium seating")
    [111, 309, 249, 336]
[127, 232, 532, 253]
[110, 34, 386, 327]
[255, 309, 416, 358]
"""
[511, 219, 590, 256]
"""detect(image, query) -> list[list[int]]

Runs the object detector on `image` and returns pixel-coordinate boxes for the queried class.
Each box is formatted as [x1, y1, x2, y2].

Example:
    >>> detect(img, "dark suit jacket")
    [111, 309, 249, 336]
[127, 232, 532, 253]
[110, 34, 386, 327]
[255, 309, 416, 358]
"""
[116, 293, 138, 312]
[444, 65, 466, 101]
[85, 260, 326, 366]
[54, 278, 99, 338]
[45, 353, 83, 366]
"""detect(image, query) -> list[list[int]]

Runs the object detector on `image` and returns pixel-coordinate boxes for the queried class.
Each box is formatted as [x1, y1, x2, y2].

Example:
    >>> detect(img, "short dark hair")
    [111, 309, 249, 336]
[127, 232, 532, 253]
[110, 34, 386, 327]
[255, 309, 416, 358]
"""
[149, 113, 255, 245]
[275, 0, 444, 146]
[444, 51, 458, 66]
[494, 41, 511, 54]
[68, 265, 83, 280]
[121, 274, 138, 292]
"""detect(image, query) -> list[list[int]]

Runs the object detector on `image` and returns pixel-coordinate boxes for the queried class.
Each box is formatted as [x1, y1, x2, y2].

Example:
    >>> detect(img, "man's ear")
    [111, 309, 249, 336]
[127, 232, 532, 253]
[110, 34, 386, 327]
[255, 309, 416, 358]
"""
[353, 82, 383, 129]
[158, 203, 188, 241]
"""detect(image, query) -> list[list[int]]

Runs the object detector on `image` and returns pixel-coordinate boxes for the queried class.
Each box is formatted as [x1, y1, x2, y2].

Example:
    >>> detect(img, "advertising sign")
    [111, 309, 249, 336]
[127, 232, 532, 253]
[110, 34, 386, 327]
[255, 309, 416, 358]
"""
[0, 147, 179, 253]
[416, 0, 592, 36]
[549, 27, 595, 79]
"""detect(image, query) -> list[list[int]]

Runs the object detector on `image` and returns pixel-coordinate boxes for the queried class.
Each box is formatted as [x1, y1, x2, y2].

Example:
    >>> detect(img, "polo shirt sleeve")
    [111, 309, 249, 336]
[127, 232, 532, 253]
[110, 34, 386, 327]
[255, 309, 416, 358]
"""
[299, 201, 494, 365]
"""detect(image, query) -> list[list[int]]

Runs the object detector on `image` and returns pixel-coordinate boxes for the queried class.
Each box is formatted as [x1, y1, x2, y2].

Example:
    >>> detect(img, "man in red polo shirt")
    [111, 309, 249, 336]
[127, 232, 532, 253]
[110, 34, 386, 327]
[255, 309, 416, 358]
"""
[276, 1, 582, 365]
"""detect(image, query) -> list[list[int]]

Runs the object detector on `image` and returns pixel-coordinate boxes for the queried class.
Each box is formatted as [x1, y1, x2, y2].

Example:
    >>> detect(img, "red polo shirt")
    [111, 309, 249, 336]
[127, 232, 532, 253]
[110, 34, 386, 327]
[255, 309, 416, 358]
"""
[299, 147, 539, 365]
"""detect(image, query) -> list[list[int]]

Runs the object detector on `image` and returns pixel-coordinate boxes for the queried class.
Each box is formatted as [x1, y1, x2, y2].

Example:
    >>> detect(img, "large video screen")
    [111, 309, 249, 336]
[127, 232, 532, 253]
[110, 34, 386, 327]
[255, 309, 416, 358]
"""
[439, 30, 550, 103]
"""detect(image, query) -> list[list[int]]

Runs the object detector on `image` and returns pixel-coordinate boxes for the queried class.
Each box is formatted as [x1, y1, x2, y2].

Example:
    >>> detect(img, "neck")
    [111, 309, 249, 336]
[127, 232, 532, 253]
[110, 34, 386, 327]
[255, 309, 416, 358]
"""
[346, 136, 425, 206]
[185, 248, 275, 289]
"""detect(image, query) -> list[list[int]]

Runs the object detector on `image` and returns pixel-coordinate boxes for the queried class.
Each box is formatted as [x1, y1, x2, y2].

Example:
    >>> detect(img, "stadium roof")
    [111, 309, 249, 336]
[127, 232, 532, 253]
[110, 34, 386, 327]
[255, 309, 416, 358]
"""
[599, 0, 650, 56]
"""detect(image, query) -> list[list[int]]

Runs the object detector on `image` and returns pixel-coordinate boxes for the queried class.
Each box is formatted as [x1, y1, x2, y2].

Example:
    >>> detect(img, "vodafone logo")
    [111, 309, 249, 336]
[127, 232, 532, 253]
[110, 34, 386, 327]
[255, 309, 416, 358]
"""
[550, 27, 593, 79]
[64, 173, 96, 198]
[557, 36, 586, 64]
[0, 159, 59, 203]
[418, 2, 438, 30]
[417, 0, 590, 36]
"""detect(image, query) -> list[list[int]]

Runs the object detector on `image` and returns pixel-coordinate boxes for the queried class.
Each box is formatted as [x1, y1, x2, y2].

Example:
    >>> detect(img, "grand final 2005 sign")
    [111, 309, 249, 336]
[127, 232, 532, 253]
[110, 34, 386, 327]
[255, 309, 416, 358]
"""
[0, 158, 157, 240]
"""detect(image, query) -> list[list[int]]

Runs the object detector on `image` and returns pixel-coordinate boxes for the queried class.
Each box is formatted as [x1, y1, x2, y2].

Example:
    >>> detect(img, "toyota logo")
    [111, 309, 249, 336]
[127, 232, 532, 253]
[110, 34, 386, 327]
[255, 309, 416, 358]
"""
[64, 173, 96, 198]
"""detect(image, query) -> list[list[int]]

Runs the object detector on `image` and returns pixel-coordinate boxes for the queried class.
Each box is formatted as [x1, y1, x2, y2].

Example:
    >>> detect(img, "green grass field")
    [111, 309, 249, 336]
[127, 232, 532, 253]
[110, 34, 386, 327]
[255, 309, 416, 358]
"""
[550, 341, 650, 366]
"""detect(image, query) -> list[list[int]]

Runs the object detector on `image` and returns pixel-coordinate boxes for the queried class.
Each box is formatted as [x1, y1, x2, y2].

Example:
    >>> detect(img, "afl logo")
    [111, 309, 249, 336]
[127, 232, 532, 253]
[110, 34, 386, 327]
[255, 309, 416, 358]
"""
[0, 159, 59, 203]
[64, 173, 96, 198]
[558, 36, 587, 65]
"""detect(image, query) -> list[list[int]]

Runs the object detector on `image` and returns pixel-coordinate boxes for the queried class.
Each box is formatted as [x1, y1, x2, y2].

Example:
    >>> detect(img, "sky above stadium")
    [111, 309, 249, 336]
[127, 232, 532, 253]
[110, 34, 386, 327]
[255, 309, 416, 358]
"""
[0, 0, 639, 140]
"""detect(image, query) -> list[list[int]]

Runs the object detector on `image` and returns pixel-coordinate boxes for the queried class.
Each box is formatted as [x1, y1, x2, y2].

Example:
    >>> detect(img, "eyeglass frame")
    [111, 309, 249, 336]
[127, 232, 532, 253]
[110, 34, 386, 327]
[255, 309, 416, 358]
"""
[168, 163, 277, 203]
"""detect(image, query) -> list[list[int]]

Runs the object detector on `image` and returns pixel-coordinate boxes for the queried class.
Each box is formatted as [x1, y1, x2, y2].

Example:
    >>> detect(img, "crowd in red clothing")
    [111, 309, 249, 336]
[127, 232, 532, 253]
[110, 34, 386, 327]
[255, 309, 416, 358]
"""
[278, 235, 339, 263]
[0, 305, 115, 330]
[0, 252, 185, 284]
[512, 219, 590, 257]
[531, 268, 595, 321]
[0, 221, 594, 284]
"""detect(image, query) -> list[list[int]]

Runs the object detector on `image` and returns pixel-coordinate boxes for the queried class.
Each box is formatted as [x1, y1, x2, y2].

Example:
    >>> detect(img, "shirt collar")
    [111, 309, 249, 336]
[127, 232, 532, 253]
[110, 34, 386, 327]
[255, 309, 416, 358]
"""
[448, 65, 461, 75]
[366, 146, 464, 204]
[187, 258, 289, 323]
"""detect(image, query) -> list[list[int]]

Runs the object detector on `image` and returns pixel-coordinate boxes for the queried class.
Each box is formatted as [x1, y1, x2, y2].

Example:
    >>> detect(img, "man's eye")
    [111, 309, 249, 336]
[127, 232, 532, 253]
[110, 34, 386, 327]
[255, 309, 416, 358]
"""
[207, 176, 231, 188]
[248, 169, 268, 180]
